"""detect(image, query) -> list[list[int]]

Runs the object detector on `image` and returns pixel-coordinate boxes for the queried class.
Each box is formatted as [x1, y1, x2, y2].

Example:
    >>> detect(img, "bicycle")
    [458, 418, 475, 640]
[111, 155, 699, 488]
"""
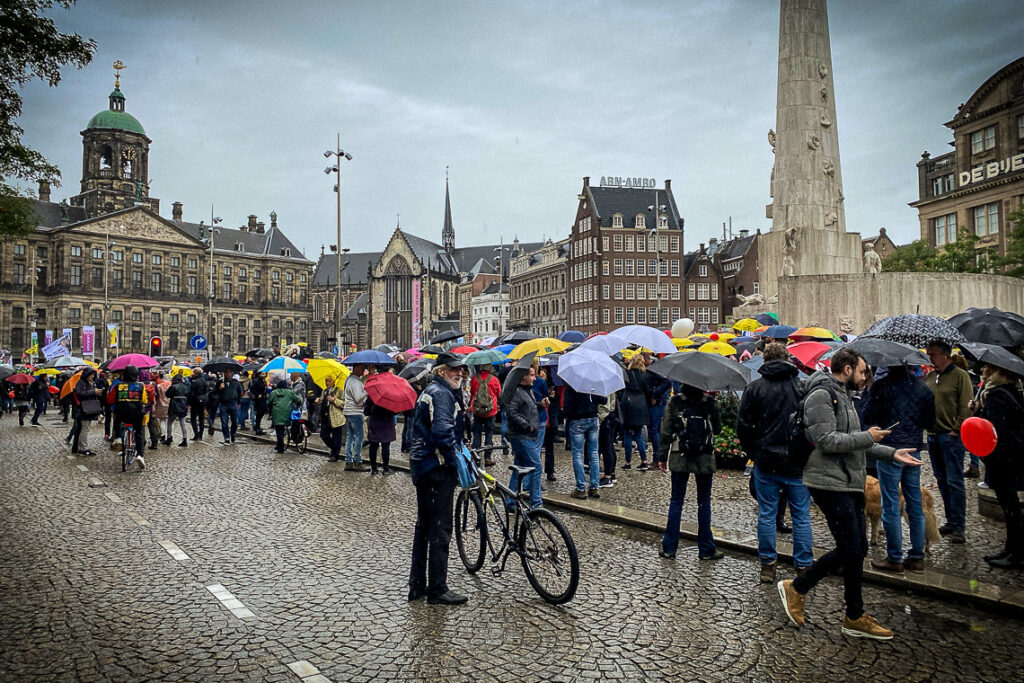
[286, 416, 309, 453]
[453, 444, 579, 604]
[120, 422, 142, 472]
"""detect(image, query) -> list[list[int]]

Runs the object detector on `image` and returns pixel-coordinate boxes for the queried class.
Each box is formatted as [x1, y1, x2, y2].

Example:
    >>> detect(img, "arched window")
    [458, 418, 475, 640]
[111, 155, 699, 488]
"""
[313, 295, 323, 322]
[635, 214, 646, 229]
[99, 145, 112, 170]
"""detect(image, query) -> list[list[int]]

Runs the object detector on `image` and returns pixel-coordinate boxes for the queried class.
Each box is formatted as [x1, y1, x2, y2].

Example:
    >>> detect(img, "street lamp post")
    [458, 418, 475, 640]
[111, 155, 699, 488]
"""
[200, 208, 222, 358]
[492, 240, 506, 336]
[648, 195, 667, 327]
[324, 134, 353, 354]
[103, 230, 119, 362]
[28, 250, 45, 363]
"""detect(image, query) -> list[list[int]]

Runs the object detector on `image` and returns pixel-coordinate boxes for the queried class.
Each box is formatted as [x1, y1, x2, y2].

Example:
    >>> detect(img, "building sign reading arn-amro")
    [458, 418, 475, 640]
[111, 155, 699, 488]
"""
[600, 176, 657, 189]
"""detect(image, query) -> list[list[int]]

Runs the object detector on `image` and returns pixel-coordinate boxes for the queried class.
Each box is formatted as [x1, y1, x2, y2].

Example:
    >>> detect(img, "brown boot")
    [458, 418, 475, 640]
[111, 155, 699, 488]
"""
[870, 558, 905, 574]
[777, 580, 805, 627]
[842, 613, 894, 640]
[964, 464, 980, 479]
[903, 558, 925, 573]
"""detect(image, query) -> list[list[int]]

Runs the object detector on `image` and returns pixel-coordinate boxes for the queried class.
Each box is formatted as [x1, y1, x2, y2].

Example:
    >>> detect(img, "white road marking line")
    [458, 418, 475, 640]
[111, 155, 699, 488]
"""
[157, 540, 190, 561]
[87, 477, 106, 488]
[104, 491, 122, 503]
[287, 661, 329, 680]
[205, 583, 258, 622]
[126, 511, 150, 526]
[76, 464, 89, 472]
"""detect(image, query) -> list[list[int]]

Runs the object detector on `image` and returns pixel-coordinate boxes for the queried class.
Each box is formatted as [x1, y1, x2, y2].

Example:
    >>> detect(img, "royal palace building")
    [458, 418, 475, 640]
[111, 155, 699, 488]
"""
[0, 74, 313, 360]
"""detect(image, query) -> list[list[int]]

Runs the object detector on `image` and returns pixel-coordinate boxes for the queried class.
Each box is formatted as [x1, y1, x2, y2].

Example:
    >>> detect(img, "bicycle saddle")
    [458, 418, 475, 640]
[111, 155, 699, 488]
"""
[508, 465, 535, 476]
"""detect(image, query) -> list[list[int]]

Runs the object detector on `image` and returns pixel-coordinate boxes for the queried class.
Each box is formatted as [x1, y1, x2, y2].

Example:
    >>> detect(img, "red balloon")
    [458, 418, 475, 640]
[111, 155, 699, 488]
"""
[710, 332, 719, 341]
[961, 416, 997, 457]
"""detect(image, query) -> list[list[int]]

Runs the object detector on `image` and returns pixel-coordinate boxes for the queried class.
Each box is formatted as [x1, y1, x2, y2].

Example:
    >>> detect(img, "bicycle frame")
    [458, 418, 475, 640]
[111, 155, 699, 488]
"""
[466, 450, 535, 574]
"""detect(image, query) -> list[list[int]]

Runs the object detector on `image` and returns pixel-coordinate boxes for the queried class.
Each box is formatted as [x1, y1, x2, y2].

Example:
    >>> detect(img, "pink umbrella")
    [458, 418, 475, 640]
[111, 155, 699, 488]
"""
[404, 348, 424, 357]
[105, 353, 159, 371]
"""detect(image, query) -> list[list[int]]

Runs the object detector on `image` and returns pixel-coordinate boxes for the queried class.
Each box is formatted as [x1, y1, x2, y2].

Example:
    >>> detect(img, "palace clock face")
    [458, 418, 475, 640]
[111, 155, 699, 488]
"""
[121, 148, 136, 160]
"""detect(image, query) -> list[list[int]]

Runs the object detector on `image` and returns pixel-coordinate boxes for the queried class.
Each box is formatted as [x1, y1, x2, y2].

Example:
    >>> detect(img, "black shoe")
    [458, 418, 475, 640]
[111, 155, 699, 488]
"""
[987, 554, 1024, 569]
[328, 457, 339, 462]
[178, 440, 187, 448]
[546, 474, 556, 481]
[427, 590, 468, 605]
[984, 550, 1011, 562]
[950, 530, 966, 544]
[939, 524, 953, 537]
[699, 551, 725, 561]
[777, 524, 793, 534]
[621, 463, 632, 470]
[659, 549, 675, 559]
[408, 587, 425, 601]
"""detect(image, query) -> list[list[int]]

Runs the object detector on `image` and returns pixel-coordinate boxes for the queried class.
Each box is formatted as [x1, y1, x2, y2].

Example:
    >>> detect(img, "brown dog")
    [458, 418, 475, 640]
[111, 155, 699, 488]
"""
[864, 475, 941, 553]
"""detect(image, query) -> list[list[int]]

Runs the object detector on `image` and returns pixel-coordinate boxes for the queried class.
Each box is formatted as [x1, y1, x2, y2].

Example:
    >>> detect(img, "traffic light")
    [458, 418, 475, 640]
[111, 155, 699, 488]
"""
[149, 336, 163, 356]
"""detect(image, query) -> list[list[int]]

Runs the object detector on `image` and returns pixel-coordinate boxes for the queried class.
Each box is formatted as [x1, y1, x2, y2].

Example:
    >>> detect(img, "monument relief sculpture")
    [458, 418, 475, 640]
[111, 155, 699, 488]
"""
[839, 316, 855, 334]
[823, 160, 835, 177]
[824, 209, 838, 227]
[784, 226, 799, 253]
[818, 63, 828, 78]
[737, 293, 766, 306]
[808, 134, 821, 150]
[863, 242, 882, 274]
[820, 86, 828, 102]
[820, 114, 832, 127]
[782, 254, 795, 277]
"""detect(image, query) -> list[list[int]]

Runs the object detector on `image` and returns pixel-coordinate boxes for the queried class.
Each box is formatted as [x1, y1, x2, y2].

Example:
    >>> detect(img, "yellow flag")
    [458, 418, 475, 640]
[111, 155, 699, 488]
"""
[25, 344, 38, 356]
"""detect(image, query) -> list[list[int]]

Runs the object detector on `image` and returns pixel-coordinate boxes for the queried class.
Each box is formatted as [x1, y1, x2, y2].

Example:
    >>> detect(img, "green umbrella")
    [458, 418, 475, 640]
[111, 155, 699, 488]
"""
[465, 348, 507, 365]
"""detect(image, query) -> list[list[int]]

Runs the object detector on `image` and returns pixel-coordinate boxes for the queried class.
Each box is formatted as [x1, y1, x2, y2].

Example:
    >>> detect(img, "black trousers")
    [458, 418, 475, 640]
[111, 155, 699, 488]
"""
[189, 401, 205, 438]
[994, 485, 1024, 557]
[369, 442, 391, 471]
[599, 415, 619, 477]
[544, 418, 558, 475]
[409, 464, 457, 597]
[274, 425, 287, 452]
[792, 489, 867, 620]
[254, 404, 267, 432]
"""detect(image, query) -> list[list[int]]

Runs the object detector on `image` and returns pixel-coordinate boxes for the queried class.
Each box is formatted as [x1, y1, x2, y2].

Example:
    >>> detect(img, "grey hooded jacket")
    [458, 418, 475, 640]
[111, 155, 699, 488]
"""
[802, 371, 895, 494]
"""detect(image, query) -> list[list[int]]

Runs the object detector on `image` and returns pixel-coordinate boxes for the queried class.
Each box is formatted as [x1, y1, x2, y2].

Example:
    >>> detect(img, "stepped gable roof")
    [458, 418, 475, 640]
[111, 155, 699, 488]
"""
[313, 251, 379, 286]
[343, 292, 367, 319]
[29, 199, 88, 229]
[588, 186, 682, 230]
[174, 220, 312, 263]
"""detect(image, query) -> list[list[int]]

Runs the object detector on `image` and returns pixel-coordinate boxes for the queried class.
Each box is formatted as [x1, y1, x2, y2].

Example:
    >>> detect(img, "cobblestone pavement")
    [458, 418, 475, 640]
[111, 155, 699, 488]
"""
[532, 434, 1023, 592]
[2, 414, 1023, 682]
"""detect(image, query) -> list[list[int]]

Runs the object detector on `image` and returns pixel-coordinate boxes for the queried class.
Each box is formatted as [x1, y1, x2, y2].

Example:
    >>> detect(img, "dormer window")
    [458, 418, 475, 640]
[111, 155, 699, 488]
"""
[281, 248, 291, 257]
[612, 214, 623, 228]
[635, 214, 646, 229]
[659, 215, 668, 228]
[235, 242, 244, 252]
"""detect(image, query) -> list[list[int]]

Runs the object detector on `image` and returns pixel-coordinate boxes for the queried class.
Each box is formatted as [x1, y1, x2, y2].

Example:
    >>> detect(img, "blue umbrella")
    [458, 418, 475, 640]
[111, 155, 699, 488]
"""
[762, 324, 798, 339]
[558, 330, 586, 343]
[755, 313, 779, 326]
[494, 343, 516, 355]
[342, 350, 398, 366]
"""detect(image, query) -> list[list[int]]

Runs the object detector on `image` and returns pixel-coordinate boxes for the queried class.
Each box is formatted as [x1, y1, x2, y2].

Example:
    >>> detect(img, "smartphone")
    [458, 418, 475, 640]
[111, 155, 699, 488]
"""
[883, 421, 900, 431]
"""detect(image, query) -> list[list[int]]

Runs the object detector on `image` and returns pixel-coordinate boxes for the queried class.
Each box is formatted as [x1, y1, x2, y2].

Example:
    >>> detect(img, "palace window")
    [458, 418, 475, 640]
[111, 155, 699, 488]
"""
[223, 265, 231, 276]
[187, 276, 197, 295]
[112, 270, 123, 289]
[169, 275, 179, 293]
[133, 270, 142, 289]
[974, 202, 1000, 236]
[13, 264, 25, 284]
[92, 267, 103, 288]
[14, 243, 26, 255]
[169, 313, 179, 324]
[187, 257, 196, 268]
[112, 250, 123, 262]
[151, 273, 161, 291]
[70, 246, 82, 257]
[186, 313, 197, 325]
[223, 283, 232, 299]
[634, 215, 646, 229]
[132, 253, 143, 264]
[170, 257, 180, 267]
[70, 265, 82, 286]
[151, 311, 161, 324]
[131, 310, 142, 321]
[971, 125, 996, 154]
[152, 255, 162, 265]
[934, 213, 956, 246]
[92, 248, 103, 259]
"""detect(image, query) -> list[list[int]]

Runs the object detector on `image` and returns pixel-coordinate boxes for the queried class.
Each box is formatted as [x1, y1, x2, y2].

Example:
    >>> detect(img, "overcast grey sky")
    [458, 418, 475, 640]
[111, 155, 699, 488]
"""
[15, 0, 1023, 259]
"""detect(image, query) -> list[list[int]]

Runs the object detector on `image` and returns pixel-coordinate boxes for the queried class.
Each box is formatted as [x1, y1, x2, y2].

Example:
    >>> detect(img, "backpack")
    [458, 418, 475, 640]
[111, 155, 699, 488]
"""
[472, 376, 494, 416]
[787, 384, 839, 470]
[678, 400, 712, 456]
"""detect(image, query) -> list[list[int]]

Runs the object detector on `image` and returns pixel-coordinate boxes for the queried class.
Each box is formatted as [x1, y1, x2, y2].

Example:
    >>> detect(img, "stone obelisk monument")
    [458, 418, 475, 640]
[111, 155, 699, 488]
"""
[760, 0, 862, 301]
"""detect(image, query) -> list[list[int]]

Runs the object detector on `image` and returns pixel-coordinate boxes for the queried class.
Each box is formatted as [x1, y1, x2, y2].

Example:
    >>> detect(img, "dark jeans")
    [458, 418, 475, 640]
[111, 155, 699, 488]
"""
[647, 402, 666, 459]
[31, 401, 46, 424]
[472, 414, 496, 449]
[254, 403, 267, 432]
[928, 433, 966, 531]
[274, 425, 287, 452]
[993, 485, 1024, 557]
[189, 401, 205, 437]
[543, 417, 558, 475]
[401, 411, 414, 452]
[599, 415, 619, 477]
[369, 442, 391, 471]
[328, 425, 344, 459]
[220, 403, 238, 441]
[409, 464, 457, 597]
[792, 489, 867, 620]
[662, 472, 715, 557]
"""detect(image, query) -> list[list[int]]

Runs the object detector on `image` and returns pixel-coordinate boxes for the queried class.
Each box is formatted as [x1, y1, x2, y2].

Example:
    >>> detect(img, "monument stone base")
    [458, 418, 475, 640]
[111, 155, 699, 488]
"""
[758, 229, 864, 302]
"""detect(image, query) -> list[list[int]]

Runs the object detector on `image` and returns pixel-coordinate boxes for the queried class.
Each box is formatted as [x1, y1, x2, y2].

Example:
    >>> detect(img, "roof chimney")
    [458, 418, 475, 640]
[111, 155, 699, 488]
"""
[739, 229, 749, 238]
[664, 179, 671, 191]
[247, 214, 257, 232]
[172, 201, 183, 221]
[38, 180, 50, 203]
[583, 176, 590, 189]
[256, 221, 265, 234]
[709, 237, 718, 247]
[879, 227, 887, 236]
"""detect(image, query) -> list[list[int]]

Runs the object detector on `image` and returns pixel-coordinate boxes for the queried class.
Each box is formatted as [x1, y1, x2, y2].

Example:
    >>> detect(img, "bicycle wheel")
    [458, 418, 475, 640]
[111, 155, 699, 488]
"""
[482, 492, 510, 559]
[297, 424, 308, 453]
[518, 507, 579, 605]
[121, 427, 135, 472]
[454, 490, 486, 572]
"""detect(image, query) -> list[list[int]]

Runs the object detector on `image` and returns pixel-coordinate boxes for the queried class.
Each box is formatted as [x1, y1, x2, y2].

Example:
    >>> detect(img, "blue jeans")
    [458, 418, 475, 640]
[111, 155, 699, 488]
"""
[662, 472, 715, 557]
[928, 433, 966, 531]
[569, 417, 600, 491]
[534, 424, 547, 468]
[345, 413, 365, 463]
[220, 403, 238, 441]
[623, 425, 647, 463]
[238, 398, 251, 427]
[753, 466, 813, 567]
[876, 459, 925, 561]
[508, 436, 543, 508]
[647, 403, 666, 460]
[472, 414, 495, 449]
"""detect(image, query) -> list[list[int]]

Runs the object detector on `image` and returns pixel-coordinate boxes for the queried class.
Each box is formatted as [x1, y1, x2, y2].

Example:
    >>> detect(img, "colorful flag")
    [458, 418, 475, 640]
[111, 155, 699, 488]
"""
[82, 326, 95, 355]
[107, 323, 119, 348]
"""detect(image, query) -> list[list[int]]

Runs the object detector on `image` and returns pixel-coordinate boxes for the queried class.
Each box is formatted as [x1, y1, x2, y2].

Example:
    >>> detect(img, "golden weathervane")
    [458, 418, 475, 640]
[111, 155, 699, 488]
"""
[113, 60, 125, 88]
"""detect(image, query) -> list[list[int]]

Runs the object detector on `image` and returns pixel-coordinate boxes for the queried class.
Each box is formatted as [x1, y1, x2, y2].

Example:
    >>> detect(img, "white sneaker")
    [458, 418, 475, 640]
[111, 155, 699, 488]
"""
[136, 456, 146, 470]
[978, 481, 990, 489]
[219, 440, 230, 446]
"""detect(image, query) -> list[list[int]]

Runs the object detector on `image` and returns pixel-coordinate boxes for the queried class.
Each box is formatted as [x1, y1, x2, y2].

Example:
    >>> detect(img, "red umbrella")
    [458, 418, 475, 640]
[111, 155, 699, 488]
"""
[5, 373, 33, 385]
[364, 372, 417, 413]
[787, 341, 831, 369]
[105, 353, 159, 371]
[450, 345, 478, 354]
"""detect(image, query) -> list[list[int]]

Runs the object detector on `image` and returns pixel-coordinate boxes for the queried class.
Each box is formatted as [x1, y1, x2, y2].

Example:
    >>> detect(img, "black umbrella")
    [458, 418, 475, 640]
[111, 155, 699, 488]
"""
[315, 351, 337, 359]
[500, 351, 537, 406]
[961, 342, 1024, 377]
[860, 314, 967, 348]
[204, 357, 244, 374]
[948, 307, 1024, 347]
[431, 330, 463, 345]
[500, 330, 538, 345]
[418, 344, 445, 355]
[649, 352, 751, 391]
[246, 348, 275, 358]
[0, 365, 13, 381]
[374, 343, 401, 353]
[821, 337, 930, 367]
[399, 358, 435, 382]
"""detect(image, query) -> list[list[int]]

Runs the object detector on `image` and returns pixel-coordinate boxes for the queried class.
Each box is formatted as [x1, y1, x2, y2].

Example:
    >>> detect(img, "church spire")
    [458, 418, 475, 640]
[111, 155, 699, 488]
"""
[442, 167, 454, 253]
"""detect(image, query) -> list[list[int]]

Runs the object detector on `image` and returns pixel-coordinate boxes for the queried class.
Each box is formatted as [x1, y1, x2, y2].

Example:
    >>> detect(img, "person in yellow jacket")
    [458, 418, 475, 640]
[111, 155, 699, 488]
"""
[318, 374, 346, 462]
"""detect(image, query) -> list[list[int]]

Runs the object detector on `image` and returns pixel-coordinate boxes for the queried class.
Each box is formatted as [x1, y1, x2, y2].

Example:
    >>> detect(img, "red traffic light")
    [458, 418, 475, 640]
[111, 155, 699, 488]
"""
[150, 336, 163, 356]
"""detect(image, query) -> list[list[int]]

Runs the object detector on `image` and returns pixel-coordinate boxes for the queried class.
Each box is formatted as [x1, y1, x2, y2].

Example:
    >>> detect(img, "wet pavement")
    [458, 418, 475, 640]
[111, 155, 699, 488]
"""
[2, 413, 1023, 682]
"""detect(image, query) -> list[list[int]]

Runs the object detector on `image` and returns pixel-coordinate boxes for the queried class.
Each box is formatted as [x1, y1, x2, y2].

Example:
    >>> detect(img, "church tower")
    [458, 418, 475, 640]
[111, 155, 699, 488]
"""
[442, 172, 455, 254]
[72, 61, 158, 218]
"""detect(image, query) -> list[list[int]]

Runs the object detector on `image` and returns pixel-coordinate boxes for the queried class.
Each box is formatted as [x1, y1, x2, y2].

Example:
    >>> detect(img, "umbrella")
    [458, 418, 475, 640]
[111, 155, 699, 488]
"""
[232, 355, 248, 362]
[755, 313, 779, 326]
[697, 341, 737, 356]
[741, 354, 810, 380]
[246, 348, 275, 358]
[609, 325, 676, 355]
[579, 334, 629, 356]
[306, 358, 352, 389]
[789, 327, 839, 342]
[500, 351, 538, 406]
[760, 324, 797, 339]
[508, 337, 571, 360]
[343, 349, 398, 366]
[170, 365, 194, 378]
[713, 332, 738, 342]
[465, 348, 508, 365]
[450, 345, 479, 355]
[399, 358, 435, 382]
[493, 343, 516, 355]
[558, 349, 625, 396]
[733, 318, 761, 333]
[732, 341, 758, 356]
[260, 356, 308, 373]
[947, 307, 1024, 347]
[44, 356, 89, 369]
[315, 351, 338, 359]
[106, 353, 159, 371]
[5, 373, 33, 385]
[34, 368, 60, 376]
[0, 365, 13, 381]
[960, 342, 1024, 377]
[204, 357, 245, 374]
[821, 338, 930, 368]
[649, 352, 751, 391]
[418, 344, 446, 355]
[787, 341, 832, 368]
[431, 330, 463, 345]
[861, 314, 967, 348]
[59, 370, 84, 399]
[558, 330, 586, 343]
[500, 330, 538, 344]
[365, 372, 418, 413]
[374, 343, 401, 354]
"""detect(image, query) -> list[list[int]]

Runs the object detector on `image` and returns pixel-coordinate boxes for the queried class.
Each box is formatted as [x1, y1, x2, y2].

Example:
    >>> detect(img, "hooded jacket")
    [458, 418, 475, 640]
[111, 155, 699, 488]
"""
[165, 376, 189, 418]
[409, 375, 464, 485]
[736, 359, 805, 477]
[862, 367, 936, 450]
[802, 370, 895, 494]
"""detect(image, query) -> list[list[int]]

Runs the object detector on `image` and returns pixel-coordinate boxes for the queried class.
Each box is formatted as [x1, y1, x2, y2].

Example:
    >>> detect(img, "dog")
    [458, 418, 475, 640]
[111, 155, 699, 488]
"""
[864, 475, 941, 553]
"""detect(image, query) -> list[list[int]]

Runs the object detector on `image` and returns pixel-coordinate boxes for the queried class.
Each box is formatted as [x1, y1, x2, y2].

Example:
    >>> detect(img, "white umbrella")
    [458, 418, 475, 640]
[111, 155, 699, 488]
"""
[579, 334, 629, 356]
[558, 349, 626, 396]
[45, 356, 89, 368]
[608, 325, 676, 355]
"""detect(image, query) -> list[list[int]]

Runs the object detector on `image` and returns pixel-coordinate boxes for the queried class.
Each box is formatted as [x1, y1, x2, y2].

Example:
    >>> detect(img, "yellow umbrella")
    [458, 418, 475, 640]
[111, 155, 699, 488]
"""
[507, 337, 571, 359]
[232, 355, 247, 362]
[698, 341, 738, 356]
[714, 332, 738, 342]
[34, 368, 60, 375]
[672, 338, 697, 349]
[790, 326, 839, 341]
[307, 358, 351, 389]
[171, 365, 193, 378]
[83, 359, 99, 368]
[733, 318, 760, 333]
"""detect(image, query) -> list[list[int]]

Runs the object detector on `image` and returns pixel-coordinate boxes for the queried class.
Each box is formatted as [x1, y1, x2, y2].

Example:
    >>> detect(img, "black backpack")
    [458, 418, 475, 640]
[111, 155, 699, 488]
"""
[787, 384, 839, 470]
[678, 399, 712, 455]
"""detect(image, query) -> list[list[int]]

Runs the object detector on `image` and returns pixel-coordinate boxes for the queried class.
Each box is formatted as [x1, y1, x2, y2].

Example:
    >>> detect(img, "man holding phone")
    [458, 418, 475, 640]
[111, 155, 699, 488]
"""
[778, 349, 922, 641]
[863, 365, 937, 573]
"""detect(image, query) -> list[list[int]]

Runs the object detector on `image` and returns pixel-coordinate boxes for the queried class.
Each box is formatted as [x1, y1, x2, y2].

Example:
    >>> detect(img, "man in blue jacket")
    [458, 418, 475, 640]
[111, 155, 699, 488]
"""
[408, 352, 468, 606]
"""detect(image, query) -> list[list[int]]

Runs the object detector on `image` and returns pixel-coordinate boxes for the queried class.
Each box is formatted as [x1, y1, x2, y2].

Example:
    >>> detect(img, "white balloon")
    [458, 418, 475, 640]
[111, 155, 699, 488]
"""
[672, 318, 694, 338]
